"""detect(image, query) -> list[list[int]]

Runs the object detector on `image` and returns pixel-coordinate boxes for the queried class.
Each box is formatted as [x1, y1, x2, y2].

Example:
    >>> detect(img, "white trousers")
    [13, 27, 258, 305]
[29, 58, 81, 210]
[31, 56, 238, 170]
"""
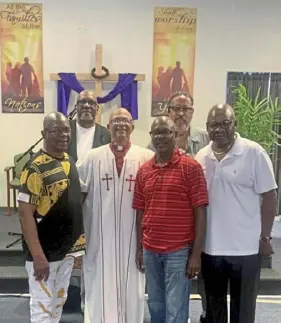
[25, 257, 74, 323]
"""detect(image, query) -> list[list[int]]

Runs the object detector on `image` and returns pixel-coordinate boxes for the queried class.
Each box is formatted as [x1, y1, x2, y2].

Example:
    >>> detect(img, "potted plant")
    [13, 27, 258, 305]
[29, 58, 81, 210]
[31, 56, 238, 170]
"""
[232, 84, 281, 268]
[232, 84, 281, 153]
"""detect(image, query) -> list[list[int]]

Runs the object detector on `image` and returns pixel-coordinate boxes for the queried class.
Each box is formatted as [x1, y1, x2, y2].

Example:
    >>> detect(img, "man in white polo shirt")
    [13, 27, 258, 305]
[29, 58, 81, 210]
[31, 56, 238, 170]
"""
[195, 104, 277, 323]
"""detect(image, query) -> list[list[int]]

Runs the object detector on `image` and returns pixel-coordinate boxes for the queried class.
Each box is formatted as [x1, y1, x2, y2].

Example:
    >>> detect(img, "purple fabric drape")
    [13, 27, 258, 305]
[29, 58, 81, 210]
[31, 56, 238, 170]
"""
[56, 72, 138, 119]
[57, 73, 84, 115]
[122, 80, 138, 119]
[97, 73, 138, 119]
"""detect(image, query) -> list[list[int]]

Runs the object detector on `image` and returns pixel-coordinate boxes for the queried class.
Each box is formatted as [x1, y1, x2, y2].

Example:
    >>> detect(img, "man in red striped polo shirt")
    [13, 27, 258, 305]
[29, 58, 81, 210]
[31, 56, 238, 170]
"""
[133, 116, 208, 323]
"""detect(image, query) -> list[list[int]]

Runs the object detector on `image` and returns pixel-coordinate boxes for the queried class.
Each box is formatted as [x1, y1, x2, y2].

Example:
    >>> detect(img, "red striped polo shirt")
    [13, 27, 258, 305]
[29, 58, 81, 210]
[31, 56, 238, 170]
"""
[132, 149, 208, 253]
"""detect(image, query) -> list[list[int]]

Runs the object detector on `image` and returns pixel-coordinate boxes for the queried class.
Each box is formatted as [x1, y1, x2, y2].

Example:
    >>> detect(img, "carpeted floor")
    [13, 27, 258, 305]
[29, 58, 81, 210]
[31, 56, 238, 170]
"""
[1, 296, 281, 323]
[1, 213, 281, 322]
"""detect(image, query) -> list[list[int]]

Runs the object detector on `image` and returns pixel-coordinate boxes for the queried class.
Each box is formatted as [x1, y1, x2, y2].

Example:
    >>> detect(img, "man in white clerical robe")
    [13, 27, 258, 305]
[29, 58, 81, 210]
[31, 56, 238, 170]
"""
[76, 107, 154, 323]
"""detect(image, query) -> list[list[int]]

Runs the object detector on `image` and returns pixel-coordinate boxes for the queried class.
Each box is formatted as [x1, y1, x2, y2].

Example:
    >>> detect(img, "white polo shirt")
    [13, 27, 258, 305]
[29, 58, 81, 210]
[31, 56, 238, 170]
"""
[195, 134, 277, 256]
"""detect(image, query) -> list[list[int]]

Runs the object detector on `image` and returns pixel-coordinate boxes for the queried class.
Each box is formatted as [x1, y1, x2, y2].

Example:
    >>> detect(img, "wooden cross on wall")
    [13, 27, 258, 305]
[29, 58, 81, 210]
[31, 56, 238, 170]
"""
[50, 44, 146, 124]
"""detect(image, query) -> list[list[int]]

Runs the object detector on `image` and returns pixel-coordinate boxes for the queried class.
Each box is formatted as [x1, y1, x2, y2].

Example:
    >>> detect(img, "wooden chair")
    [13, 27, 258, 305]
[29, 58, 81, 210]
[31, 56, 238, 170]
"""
[4, 153, 31, 216]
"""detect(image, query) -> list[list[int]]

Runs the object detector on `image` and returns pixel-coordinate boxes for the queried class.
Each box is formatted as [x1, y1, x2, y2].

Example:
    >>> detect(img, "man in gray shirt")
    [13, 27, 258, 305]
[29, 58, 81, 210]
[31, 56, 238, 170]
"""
[148, 92, 209, 156]
[147, 91, 209, 323]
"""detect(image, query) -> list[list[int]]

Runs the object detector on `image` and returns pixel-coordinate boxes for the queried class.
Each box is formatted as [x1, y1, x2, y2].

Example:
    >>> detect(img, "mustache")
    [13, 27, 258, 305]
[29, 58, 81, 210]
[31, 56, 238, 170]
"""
[175, 117, 187, 123]
[81, 110, 93, 113]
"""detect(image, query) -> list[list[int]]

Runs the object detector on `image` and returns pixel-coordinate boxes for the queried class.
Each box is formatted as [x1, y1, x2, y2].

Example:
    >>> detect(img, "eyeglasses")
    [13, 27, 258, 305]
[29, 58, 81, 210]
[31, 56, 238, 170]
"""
[207, 120, 233, 130]
[170, 106, 194, 114]
[109, 117, 133, 125]
[45, 128, 71, 135]
[150, 130, 173, 139]
[77, 99, 98, 108]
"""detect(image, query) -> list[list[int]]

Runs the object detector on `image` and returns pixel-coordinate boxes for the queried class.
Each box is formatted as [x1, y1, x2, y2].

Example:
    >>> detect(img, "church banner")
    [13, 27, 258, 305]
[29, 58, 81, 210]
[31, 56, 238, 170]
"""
[151, 7, 197, 116]
[0, 3, 44, 113]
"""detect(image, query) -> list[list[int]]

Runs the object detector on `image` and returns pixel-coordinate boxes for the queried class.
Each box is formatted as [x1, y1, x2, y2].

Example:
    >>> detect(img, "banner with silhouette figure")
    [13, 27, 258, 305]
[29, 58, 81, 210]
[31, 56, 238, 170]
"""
[151, 7, 197, 116]
[0, 3, 44, 113]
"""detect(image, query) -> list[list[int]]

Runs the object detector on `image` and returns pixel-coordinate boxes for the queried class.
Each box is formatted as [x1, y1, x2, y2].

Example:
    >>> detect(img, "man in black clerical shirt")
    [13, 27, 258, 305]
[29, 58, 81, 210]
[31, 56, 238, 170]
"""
[18, 112, 85, 323]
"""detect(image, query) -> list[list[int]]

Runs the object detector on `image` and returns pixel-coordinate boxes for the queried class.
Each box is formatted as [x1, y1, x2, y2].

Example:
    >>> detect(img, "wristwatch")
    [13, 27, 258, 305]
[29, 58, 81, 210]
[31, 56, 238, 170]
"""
[260, 236, 272, 242]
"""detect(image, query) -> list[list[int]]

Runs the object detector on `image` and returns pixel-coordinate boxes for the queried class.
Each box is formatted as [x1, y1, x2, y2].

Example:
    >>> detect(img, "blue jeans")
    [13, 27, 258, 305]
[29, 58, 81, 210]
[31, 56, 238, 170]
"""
[144, 246, 190, 323]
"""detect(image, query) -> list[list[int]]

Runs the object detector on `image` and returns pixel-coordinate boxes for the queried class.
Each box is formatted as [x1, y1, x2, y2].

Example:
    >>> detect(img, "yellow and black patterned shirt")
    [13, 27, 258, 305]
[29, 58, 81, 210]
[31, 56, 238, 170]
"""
[18, 150, 85, 262]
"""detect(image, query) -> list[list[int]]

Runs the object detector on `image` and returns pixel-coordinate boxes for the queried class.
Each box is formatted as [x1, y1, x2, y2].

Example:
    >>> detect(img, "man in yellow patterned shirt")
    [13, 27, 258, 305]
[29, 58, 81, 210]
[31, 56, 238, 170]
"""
[18, 112, 85, 323]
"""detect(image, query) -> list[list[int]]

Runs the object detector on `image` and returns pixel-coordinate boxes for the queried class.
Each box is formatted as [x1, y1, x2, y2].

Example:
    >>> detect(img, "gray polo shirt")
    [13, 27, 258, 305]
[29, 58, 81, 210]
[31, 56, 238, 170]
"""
[147, 126, 210, 156]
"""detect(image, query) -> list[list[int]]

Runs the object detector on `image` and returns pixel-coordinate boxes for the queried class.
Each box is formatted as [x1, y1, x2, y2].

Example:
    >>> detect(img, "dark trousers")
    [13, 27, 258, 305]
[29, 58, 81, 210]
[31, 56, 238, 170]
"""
[201, 253, 261, 323]
[198, 273, 207, 312]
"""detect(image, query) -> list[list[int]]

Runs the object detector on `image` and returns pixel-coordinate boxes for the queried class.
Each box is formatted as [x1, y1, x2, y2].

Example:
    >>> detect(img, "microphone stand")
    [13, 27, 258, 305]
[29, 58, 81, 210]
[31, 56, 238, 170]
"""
[68, 108, 77, 120]
[16, 137, 43, 163]
[6, 108, 78, 249]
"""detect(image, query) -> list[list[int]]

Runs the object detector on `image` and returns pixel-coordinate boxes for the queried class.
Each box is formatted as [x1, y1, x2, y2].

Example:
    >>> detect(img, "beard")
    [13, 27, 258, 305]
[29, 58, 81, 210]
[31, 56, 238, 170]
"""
[80, 111, 94, 120]
[175, 118, 189, 133]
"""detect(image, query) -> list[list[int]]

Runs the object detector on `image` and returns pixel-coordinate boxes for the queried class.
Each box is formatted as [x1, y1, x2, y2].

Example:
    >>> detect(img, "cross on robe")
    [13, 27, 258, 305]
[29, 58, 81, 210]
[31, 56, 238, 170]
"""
[49, 44, 145, 124]
[126, 174, 136, 192]
[102, 173, 113, 191]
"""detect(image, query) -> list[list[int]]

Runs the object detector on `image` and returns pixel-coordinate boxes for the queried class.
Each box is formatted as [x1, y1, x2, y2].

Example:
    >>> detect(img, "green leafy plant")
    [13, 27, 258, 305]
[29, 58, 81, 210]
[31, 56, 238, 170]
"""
[232, 84, 281, 153]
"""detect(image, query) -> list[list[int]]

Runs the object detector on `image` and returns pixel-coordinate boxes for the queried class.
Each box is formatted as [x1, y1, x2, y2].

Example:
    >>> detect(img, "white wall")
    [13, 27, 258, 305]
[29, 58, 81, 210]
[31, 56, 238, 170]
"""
[1, 0, 281, 206]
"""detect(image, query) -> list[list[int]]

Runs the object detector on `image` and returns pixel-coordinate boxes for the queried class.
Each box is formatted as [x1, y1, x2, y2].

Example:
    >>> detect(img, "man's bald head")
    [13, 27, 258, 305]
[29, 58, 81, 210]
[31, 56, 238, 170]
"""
[77, 90, 96, 101]
[151, 116, 176, 132]
[43, 112, 69, 129]
[42, 112, 71, 155]
[206, 103, 236, 149]
[109, 107, 133, 122]
[207, 104, 235, 122]
[107, 107, 134, 146]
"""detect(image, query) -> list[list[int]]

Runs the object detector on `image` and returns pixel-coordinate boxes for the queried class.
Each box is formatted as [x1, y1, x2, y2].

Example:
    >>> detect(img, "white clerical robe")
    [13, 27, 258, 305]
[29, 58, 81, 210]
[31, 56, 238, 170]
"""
[76, 144, 154, 323]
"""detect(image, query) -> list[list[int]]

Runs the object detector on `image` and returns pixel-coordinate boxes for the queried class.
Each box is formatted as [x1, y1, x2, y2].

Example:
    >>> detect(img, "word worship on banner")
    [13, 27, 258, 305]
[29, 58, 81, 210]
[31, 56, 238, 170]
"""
[151, 7, 197, 116]
[0, 3, 44, 113]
